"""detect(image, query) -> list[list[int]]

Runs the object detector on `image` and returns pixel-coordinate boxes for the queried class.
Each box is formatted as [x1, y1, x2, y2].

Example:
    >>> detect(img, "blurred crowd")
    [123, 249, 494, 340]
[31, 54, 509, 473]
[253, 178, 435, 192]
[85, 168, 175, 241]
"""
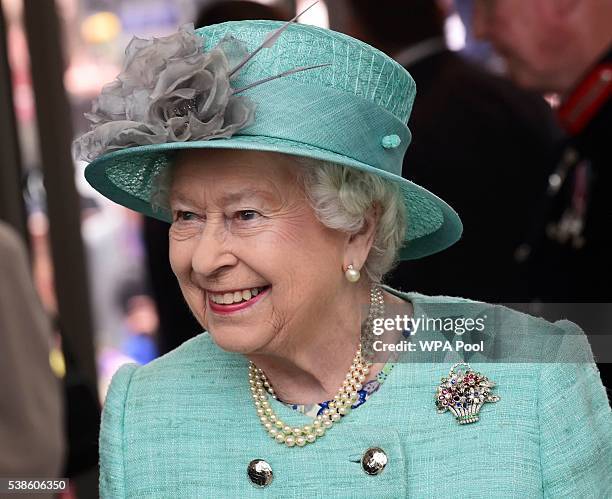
[1, 0, 610, 496]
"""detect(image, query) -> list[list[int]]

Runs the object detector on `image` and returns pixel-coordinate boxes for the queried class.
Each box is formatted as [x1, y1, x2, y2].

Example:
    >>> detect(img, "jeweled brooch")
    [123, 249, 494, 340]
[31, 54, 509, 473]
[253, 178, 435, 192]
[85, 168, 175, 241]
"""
[435, 362, 500, 424]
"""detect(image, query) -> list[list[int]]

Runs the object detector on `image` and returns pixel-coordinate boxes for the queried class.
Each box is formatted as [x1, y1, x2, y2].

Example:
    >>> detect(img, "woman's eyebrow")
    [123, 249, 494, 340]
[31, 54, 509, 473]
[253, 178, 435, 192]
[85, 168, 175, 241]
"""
[218, 188, 275, 205]
[169, 188, 275, 206]
[169, 191, 199, 205]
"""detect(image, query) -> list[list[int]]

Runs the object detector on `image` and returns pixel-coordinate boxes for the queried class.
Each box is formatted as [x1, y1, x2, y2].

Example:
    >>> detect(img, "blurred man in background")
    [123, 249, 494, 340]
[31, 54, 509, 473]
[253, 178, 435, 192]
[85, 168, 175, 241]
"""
[472, 0, 612, 299]
[473, 0, 612, 401]
[343, 0, 563, 302]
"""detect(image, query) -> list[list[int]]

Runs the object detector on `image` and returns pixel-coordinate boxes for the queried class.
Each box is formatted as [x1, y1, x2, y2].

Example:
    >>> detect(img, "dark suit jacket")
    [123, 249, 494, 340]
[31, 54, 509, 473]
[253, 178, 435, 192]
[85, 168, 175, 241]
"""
[525, 47, 612, 303]
[388, 49, 563, 302]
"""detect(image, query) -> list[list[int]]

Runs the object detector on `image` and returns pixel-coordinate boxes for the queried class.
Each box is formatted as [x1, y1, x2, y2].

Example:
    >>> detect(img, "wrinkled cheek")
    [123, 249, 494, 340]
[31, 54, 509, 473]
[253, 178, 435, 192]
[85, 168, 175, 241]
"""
[183, 285, 207, 327]
[168, 240, 191, 278]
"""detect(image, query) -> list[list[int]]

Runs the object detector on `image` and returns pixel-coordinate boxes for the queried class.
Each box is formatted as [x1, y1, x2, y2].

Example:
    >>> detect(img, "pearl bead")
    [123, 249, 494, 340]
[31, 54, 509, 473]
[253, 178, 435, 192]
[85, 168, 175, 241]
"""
[323, 419, 333, 428]
[315, 427, 325, 437]
[275, 434, 286, 443]
[306, 433, 316, 443]
[303, 425, 312, 434]
[345, 266, 360, 282]
[334, 399, 346, 408]
[331, 413, 341, 422]
[296, 436, 306, 447]
[269, 428, 278, 437]
[285, 436, 296, 447]
[292, 427, 302, 436]
[283, 426, 293, 435]
[338, 406, 350, 415]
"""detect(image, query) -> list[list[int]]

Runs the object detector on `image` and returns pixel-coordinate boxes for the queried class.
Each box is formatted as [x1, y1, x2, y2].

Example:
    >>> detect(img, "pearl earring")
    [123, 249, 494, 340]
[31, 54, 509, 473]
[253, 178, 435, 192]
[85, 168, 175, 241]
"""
[345, 264, 361, 283]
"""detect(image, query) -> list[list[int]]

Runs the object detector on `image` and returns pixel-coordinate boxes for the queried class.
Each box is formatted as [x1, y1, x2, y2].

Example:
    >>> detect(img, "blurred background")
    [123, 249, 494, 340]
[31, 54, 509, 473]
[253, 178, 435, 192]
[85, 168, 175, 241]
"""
[0, 0, 610, 497]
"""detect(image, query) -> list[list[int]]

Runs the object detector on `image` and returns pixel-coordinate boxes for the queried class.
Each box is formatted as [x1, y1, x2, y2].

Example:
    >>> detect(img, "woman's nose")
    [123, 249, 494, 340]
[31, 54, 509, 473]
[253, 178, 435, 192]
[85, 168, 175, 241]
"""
[190, 219, 238, 277]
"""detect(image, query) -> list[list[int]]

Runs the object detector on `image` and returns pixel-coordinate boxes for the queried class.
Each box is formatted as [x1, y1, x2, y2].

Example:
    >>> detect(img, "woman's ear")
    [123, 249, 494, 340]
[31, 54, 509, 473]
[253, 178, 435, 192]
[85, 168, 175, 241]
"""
[344, 203, 380, 270]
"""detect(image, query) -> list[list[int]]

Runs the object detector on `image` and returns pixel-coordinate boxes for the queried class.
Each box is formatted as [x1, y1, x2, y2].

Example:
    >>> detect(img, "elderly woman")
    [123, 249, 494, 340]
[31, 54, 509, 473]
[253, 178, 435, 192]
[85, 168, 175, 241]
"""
[74, 13, 612, 499]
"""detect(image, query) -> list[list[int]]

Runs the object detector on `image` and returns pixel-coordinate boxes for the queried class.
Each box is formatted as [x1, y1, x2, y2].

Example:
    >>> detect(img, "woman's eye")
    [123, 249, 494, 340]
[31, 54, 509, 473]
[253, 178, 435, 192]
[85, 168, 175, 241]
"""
[175, 210, 197, 222]
[236, 210, 261, 221]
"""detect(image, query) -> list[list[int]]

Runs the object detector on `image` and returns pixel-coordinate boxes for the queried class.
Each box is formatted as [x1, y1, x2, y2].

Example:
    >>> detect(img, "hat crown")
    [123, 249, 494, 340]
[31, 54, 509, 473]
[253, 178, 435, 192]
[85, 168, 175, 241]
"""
[197, 20, 416, 123]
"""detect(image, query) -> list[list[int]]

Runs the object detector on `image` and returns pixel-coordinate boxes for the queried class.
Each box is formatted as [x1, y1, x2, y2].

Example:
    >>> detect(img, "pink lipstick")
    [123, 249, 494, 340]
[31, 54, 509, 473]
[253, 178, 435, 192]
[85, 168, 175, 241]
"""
[208, 286, 270, 314]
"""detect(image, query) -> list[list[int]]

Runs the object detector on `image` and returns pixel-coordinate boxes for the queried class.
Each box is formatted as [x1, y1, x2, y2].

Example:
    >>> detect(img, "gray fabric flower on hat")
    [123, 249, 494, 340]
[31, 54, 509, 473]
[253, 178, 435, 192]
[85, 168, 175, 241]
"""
[72, 23, 256, 162]
[73, 2, 331, 163]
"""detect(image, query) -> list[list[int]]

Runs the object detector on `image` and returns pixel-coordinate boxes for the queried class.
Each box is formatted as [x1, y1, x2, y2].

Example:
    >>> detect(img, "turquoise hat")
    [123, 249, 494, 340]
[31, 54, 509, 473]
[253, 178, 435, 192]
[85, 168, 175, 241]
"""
[75, 17, 462, 260]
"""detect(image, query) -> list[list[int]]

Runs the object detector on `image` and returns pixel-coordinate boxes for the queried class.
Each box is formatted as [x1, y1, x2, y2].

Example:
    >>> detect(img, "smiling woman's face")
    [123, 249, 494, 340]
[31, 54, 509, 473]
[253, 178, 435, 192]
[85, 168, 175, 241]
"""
[168, 148, 349, 353]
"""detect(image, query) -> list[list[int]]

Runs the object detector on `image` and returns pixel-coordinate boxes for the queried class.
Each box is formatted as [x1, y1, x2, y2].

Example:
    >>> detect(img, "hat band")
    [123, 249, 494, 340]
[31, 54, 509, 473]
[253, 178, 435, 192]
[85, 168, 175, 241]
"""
[237, 78, 411, 176]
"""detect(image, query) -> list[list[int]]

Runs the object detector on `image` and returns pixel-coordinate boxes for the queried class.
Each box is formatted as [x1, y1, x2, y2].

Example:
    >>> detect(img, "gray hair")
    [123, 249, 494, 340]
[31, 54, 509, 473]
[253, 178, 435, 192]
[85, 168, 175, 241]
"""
[151, 154, 406, 282]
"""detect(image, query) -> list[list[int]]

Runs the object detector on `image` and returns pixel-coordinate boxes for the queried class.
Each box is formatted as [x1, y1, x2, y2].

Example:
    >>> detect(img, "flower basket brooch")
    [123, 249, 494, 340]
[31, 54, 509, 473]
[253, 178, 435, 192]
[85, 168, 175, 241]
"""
[435, 362, 500, 424]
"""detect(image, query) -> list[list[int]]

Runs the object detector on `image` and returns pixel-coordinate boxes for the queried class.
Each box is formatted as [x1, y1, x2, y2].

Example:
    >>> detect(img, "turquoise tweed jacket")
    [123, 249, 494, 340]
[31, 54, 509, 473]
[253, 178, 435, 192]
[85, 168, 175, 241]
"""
[100, 291, 612, 498]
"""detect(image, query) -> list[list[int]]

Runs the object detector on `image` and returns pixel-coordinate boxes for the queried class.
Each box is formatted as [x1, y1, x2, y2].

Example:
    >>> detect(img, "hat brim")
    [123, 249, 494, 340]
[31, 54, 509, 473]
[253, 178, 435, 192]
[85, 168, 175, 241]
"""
[84, 135, 462, 260]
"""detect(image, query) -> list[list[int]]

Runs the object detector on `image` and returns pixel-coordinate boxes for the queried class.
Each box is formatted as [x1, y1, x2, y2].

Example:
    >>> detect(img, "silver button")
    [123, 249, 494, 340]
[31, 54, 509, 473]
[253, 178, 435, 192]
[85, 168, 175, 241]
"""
[361, 447, 388, 475]
[247, 459, 273, 487]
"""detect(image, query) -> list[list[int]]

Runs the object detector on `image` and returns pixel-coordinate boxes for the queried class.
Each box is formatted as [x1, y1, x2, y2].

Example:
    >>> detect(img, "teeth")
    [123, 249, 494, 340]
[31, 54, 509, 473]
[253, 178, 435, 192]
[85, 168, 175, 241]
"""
[210, 287, 264, 305]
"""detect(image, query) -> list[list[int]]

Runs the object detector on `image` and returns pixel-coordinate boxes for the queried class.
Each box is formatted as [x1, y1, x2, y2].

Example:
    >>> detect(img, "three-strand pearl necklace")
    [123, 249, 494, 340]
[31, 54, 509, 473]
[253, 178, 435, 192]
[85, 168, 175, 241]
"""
[248, 285, 384, 447]
[247, 285, 384, 448]
[248, 345, 373, 447]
